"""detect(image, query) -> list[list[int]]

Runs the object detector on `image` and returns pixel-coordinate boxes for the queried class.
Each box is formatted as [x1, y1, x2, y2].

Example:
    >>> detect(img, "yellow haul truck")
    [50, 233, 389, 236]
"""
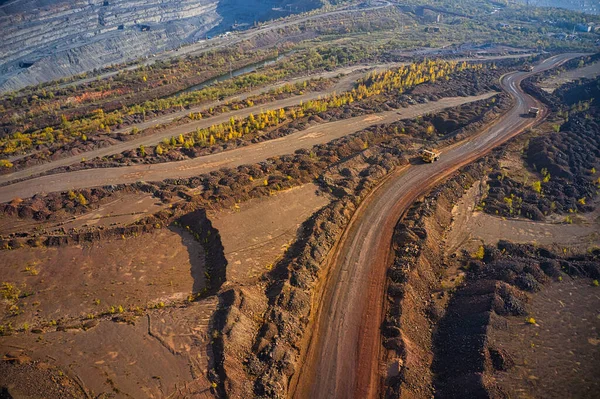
[521, 64, 534, 72]
[421, 149, 441, 163]
[528, 107, 540, 117]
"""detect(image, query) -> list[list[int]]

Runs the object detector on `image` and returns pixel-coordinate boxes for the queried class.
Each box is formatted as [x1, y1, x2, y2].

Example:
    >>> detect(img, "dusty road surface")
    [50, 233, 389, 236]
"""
[290, 53, 582, 399]
[540, 60, 600, 92]
[0, 77, 355, 184]
[0, 93, 495, 203]
[2, 53, 534, 183]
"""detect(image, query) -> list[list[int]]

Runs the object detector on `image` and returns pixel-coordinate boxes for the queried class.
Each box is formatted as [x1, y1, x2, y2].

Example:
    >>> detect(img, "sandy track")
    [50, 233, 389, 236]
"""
[290, 53, 582, 399]
[540, 60, 600, 92]
[0, 93, 495, 203]
[2, 53, 536, 184]
[0, 68, 378, 182]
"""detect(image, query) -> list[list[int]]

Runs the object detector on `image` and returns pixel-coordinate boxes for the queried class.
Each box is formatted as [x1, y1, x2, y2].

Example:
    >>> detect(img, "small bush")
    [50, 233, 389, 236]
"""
[471, 245, 485, 260]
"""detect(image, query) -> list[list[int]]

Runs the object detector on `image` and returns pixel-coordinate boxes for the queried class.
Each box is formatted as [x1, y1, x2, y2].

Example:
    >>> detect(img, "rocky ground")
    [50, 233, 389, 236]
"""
[0, 0, 320, 92]
[1, 54, 598, 398]
[380, 75, 600, 399]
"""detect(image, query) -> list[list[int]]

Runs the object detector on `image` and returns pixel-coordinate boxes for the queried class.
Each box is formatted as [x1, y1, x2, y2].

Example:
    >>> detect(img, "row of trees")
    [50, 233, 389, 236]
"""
[1, 57, 487, 159]
[0, 77, 324, 157]
[140, 59, 488, 156]
[0, 46, 361, 156]
[155, 108, 288, 154]
[359, 59, 483, 94]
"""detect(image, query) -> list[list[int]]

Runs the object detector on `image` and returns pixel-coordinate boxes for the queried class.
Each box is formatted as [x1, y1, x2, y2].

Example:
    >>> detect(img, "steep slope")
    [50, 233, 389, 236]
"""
[0, 0, 320, 92]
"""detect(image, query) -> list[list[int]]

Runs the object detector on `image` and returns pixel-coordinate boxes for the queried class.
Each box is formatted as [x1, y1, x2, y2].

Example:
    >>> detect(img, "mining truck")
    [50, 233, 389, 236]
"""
[521, 64, 534, 72]
[528, 107, 540, 117]
[421, 149, 441, 163]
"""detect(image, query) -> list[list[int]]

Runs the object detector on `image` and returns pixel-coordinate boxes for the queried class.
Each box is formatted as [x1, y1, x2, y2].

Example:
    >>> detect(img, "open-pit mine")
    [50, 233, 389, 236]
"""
[1, 0, 599, 398]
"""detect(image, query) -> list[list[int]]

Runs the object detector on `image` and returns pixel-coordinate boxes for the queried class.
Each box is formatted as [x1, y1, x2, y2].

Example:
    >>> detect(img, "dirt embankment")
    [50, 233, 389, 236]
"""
[538, 53, 600, 93]
[434, 242, 599, 398]
[521, 53, 600, 112]
[483, 93, 600, 222]
[178, 209, 228, 296]
[382, 149, 600, 398]
[382, 158, 496, 398]
[208, 143, 408, 397]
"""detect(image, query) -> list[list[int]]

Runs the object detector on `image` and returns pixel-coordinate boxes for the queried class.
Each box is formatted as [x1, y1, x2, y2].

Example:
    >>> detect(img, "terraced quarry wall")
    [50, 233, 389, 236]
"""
[0, 0, 318, 92]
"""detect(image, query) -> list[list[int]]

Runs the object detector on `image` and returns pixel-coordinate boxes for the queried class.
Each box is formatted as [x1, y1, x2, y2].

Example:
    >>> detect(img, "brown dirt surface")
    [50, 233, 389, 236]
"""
[0, 297, 218, 397]
[0, 53, 584, 398]
[0, 93, 496, 203]
[0, 222, 218, 397]
[490, 278, 600, 399]
[540, 61, 600, 93]
[0, 360, 84, 398]
[58, 194, 167, 230]
[0, 228, 206, 325]
[211, 183, 330, 284]
[0, 192, 167, 236]
[446, 183, 600, 255]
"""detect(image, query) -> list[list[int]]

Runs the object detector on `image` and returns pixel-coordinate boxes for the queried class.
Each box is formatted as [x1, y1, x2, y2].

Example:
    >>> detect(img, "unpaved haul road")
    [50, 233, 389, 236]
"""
[0, 93, 495, 203]
[2, 53, 534, 184]
[290, 53, 581, 399]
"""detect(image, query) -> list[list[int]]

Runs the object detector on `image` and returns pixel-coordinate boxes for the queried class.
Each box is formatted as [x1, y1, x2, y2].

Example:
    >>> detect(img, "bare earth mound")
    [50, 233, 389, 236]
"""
[211, 183, 330, 284]
[491, 279, 600, 399]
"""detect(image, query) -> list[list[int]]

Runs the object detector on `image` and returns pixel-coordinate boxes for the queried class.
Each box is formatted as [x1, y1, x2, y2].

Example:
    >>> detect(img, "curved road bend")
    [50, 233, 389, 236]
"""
[0, 94, 496, 203]
[290, 53, 580, 399]
[2, 54, 535, 184]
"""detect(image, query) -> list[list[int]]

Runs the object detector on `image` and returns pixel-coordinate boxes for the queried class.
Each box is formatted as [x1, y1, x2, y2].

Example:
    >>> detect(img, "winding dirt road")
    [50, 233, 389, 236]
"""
[290, 53, 581, 399]
[0, 93, 495, 203]
[1, 53, 535, 185]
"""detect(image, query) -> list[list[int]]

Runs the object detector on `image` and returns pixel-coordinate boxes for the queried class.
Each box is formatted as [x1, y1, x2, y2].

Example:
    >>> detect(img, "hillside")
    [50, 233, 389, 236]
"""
[0, 0, 321, 92]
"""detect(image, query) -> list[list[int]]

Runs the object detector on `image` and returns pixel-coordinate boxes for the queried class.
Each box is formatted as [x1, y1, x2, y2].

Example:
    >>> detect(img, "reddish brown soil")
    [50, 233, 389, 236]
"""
[0, 225, 219, 397]
[491, 279, 600, 399]
[210, 183, 330, 284]
[0, 228, 205, 326]
[0, 298, 218, 398]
